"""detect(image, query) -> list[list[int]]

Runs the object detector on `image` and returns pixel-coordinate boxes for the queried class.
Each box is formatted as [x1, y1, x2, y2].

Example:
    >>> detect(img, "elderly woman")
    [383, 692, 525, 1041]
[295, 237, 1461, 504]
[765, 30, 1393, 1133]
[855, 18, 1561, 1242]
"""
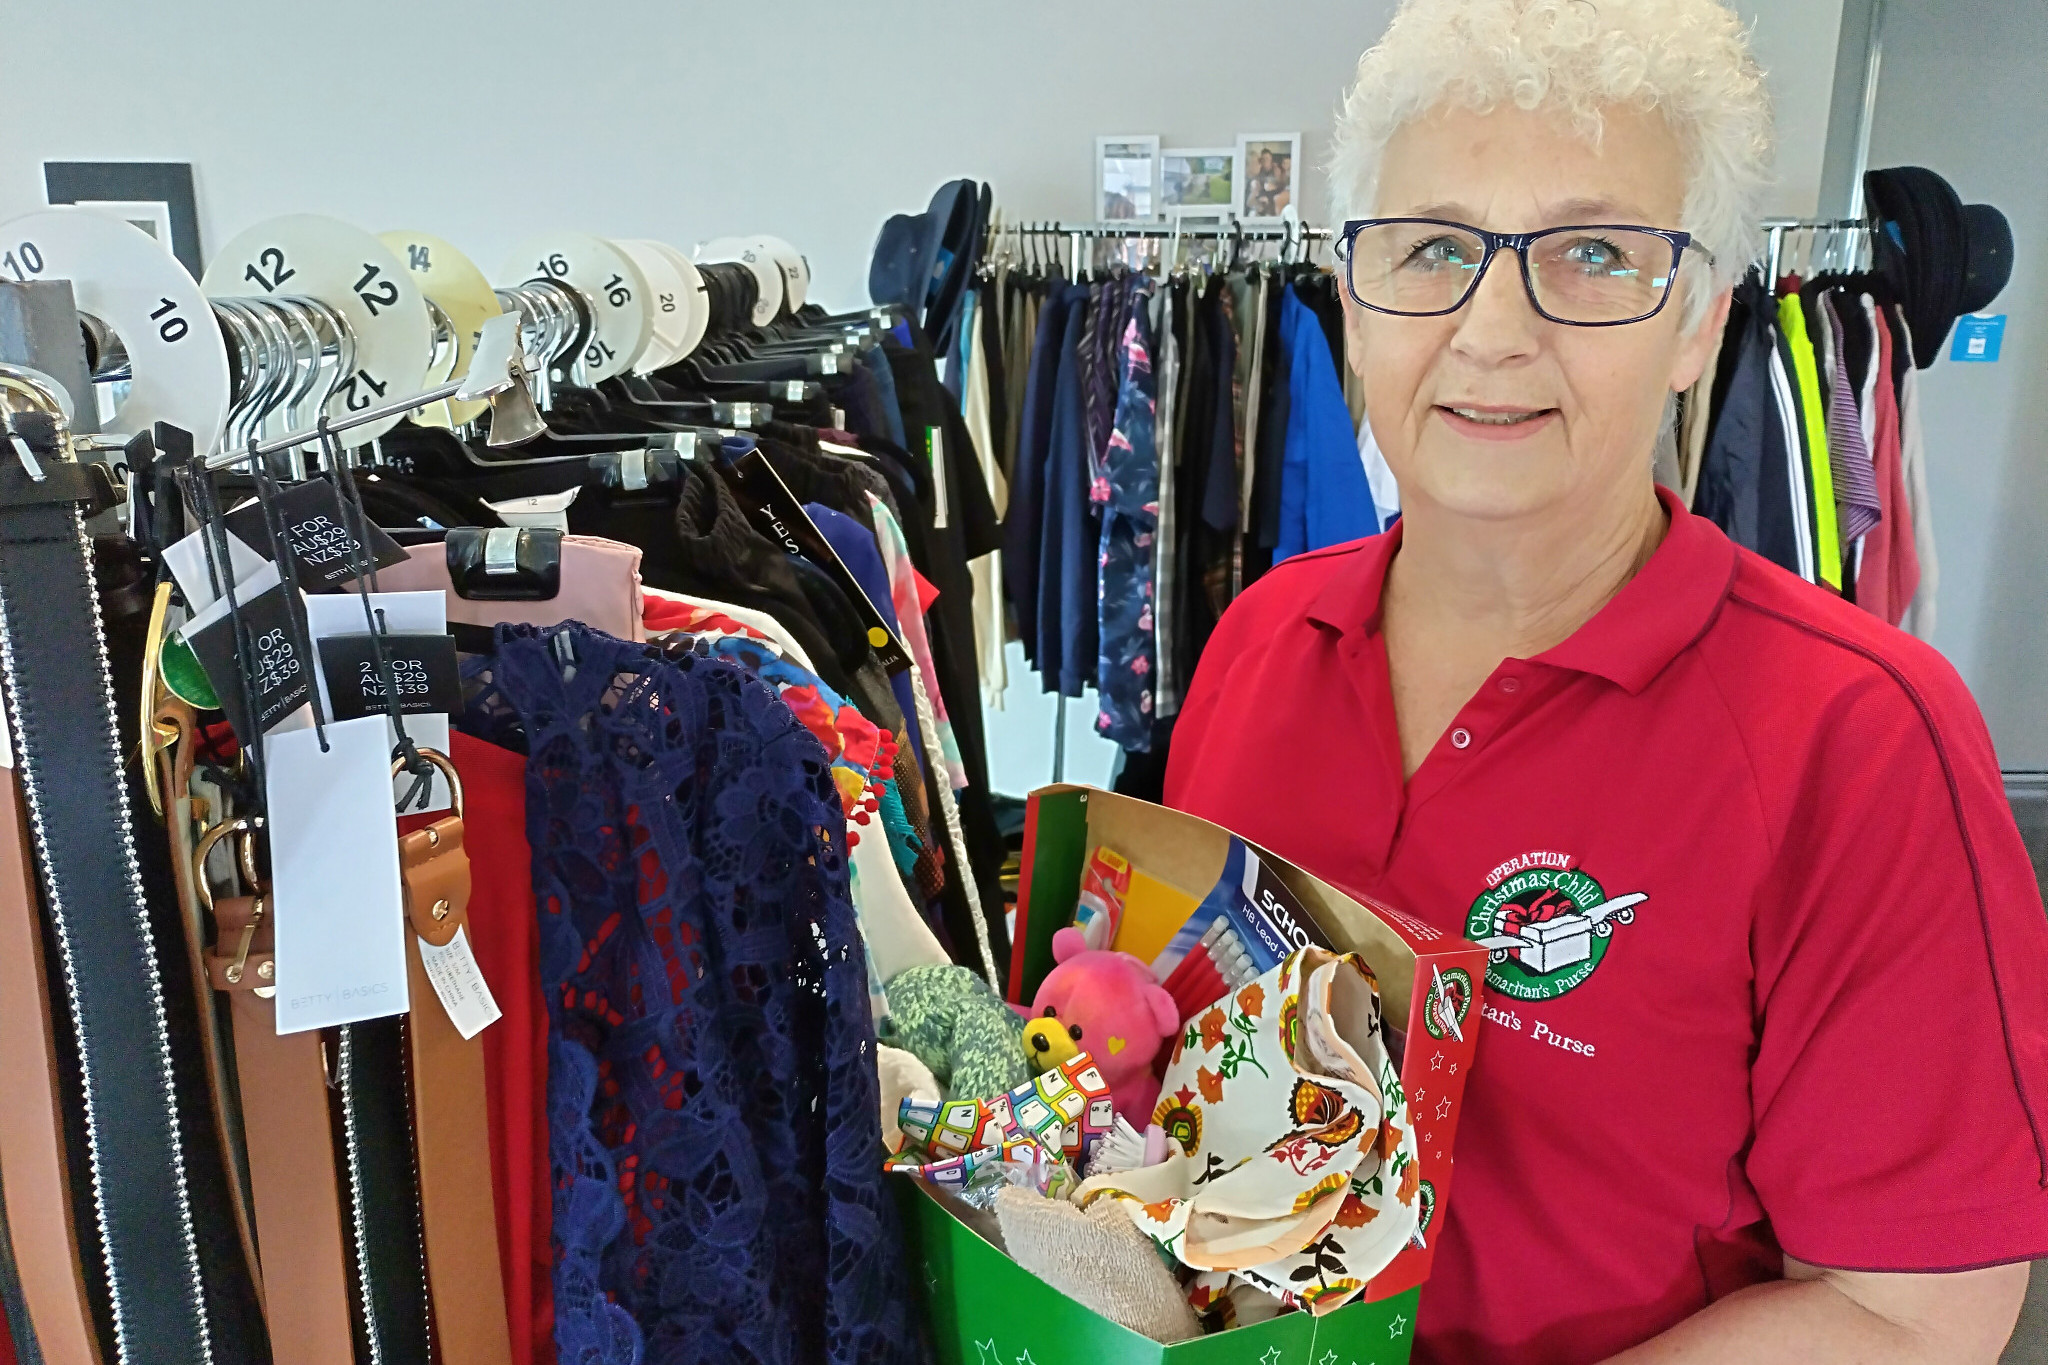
[1163, 1, 2048, 1361]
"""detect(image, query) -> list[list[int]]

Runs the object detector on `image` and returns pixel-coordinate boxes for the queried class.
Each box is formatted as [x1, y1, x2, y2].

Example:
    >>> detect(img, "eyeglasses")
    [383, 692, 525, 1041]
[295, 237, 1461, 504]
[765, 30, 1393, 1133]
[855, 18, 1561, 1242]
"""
[1336, 218, 1699, 326]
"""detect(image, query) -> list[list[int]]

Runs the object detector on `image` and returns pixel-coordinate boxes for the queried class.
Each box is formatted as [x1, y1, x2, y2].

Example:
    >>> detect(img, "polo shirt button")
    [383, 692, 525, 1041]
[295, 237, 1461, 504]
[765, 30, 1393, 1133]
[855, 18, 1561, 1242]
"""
[1498, 676, 1521, 694]
[1450, 727, 1473, 750]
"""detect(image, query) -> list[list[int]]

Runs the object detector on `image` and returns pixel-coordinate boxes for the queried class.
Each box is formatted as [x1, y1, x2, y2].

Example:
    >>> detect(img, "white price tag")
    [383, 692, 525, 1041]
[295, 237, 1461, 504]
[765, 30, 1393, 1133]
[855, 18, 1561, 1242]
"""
[266, 715, 410, 1033]
[621, 447, 649, 491]
[784, 380, 804, 402]
[418, 926, 501, 1040]
[163, 526, 268, 613]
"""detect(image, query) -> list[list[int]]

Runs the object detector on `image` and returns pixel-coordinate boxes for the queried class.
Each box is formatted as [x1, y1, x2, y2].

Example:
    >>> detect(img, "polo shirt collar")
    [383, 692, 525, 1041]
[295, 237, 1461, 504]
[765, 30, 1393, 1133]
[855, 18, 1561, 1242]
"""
[1306, 485, 1739, 694]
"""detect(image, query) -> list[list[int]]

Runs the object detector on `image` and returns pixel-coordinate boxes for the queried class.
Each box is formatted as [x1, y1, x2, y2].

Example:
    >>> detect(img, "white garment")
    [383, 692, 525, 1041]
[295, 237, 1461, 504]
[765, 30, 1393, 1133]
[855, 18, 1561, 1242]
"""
[1356, 416, 1401, 534]
[849, 810, 951, 1022]
[962, 293, 1009, 710]
[638, 585, 818, 673]
[1894, 311, 1939, 641]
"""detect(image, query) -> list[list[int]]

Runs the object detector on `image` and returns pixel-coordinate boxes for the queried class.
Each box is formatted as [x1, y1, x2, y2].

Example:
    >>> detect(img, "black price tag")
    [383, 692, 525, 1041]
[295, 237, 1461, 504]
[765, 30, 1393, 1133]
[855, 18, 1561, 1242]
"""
[184, 579, 314, 744]
[225, 480, 409, 592]
[719, 450, 911, 674]
[317, 633, 462, 721]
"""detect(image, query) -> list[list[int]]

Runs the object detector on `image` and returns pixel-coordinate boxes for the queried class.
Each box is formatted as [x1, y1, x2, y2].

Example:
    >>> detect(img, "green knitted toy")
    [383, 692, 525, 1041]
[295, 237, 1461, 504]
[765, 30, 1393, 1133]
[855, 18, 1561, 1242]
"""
[878, 963, 1031, 1101]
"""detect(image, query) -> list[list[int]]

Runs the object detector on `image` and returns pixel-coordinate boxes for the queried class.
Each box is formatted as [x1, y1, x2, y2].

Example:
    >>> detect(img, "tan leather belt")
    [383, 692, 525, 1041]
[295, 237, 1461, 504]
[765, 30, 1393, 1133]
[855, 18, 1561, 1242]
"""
[0, 773, 103, 1365]
[399, 753, 512, 1365]
[196, 821, 356, 1365]
[149, 688, 268, 1306]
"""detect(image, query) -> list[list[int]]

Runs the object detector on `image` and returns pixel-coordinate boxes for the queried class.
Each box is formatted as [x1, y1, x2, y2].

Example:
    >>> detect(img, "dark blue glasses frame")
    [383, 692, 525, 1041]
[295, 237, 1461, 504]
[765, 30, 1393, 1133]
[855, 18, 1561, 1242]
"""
[1336, 217, 1700, 327]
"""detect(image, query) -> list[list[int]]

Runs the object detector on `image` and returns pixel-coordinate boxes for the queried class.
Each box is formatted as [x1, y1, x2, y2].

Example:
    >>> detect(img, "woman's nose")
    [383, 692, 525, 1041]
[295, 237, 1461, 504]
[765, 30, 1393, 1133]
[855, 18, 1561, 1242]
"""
[1452, 249, 1544, 364]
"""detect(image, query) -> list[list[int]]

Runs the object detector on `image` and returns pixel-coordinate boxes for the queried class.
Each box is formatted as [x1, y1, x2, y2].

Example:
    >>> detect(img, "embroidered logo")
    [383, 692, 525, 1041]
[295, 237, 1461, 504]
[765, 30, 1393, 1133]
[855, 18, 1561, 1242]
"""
[1465, 852, 1649, 1001]
[1421, 966, 1473, 1041]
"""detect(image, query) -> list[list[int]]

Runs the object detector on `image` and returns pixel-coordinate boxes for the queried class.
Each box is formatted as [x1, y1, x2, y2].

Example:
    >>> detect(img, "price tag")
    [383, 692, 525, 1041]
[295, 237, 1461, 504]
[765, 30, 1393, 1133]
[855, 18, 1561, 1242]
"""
[266, 714, 410, 1033]
[163, 524, 268, 612]
[317, 633, 460, 721]
[417, 927, 502, 1040]
[784, 380, 804, 402]
[621, 447, 649, 490]
[181, 564, 314, 743]
[303, 591, 454, 813]
[222, 479, 408, 591]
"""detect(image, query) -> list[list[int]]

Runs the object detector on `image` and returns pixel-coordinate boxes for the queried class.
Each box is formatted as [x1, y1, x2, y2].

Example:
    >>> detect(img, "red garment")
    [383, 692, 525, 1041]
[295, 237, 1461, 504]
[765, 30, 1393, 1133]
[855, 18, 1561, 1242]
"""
[1164, 487, 2048, 1365]
[1856, 306, 1920, 625]
[405, 732, 553, 1365]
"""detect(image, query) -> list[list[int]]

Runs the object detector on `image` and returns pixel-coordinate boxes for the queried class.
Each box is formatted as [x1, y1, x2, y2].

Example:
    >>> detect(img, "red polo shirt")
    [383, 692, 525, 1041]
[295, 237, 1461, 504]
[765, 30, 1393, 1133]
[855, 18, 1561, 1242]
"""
[1164, 488, 2048, 1365]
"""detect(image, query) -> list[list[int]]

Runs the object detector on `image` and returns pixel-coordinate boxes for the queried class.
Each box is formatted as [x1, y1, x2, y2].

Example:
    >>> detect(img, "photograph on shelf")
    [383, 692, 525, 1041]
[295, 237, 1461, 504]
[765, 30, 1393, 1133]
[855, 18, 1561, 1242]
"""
[1160, 147, 1238, 217]
[1235, 132, 1301, 222]
[1095, 135, 1159, 221]
[43, 161, 202, 280]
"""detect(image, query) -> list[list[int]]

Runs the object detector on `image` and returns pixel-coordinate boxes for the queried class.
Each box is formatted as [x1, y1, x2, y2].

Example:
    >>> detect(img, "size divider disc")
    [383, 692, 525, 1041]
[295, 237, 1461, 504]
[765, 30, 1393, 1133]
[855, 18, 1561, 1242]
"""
[498, 233, 649, 383]
[0, 207, 232, 456]
[696, 237, 783, 328]
[202, 215, 431, 449]
[749, 235, 808, 312]
[614, 239, 692, 374]
[647, 241, 709, 362]
[379, 230, 503, 427]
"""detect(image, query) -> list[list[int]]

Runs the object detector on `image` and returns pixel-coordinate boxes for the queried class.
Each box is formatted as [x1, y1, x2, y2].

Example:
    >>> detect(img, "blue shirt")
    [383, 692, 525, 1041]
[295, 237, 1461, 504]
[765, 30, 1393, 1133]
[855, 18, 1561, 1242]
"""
[1275, 284, 1377, 561]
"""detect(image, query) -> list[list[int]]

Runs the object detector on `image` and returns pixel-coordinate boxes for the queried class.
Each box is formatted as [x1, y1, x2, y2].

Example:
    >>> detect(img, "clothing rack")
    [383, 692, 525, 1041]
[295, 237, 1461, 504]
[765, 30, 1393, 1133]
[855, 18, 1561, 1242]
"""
[1760, 216, 1876, 282]
[1001, 219, 1333, 279]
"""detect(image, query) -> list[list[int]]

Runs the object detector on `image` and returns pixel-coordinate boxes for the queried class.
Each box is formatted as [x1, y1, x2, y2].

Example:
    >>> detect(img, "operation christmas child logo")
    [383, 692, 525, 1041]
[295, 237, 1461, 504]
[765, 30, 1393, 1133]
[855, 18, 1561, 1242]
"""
[1466, 850, 1650, 1001]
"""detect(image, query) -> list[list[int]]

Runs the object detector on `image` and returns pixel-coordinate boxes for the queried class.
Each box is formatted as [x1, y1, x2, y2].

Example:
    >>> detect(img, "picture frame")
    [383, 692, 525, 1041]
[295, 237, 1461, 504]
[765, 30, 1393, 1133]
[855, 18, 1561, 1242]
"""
[1160, 147, 1239, 218]
[1234, 133, 1302, 223]
[1095, 135, 1159, 221]
[43, 161, 202, 280]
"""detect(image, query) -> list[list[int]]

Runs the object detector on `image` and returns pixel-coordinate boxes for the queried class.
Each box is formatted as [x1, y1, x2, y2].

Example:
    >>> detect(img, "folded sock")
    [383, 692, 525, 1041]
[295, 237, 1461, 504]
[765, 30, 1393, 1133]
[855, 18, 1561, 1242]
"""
[993, 1188, 1202, 1344]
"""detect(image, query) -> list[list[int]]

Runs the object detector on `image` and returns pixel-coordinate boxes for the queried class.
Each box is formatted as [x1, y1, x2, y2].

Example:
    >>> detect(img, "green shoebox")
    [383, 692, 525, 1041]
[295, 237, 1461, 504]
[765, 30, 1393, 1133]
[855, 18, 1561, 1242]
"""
[901, 1181, 1423, 1365]
[896, 785, 1491, 1365]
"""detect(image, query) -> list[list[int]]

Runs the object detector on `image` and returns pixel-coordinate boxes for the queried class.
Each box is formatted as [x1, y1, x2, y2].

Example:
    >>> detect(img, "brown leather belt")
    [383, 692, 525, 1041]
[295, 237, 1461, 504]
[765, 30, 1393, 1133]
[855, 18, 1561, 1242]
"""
[149, 684, 269, 1307]
[197, 823, 355, 1365]
[399, 756, 512, 1365]
[0, 772, 103, 1365]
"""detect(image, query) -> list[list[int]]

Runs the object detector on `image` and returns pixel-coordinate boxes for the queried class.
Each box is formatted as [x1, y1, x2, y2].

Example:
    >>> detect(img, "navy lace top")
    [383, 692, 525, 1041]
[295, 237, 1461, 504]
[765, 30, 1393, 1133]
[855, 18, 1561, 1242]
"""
[463, 624, 923, 1365]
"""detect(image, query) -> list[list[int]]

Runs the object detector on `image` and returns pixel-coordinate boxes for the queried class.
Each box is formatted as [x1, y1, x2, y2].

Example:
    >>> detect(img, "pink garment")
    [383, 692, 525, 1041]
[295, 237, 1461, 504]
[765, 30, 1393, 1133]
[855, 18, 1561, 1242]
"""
[375, 534, 644, 640]
[1855, 310, 1919, 625]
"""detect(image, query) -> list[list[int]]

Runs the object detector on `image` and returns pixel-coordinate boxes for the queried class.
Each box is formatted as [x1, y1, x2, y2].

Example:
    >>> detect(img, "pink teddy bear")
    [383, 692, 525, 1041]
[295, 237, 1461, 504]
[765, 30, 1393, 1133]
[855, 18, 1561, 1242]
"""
[1027, 927, 1180, 1124]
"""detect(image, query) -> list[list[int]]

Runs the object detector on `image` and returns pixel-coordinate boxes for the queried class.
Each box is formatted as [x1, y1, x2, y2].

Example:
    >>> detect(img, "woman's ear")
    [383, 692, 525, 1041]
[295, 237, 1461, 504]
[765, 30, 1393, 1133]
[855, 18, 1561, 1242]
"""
[1671, 284, 1734, 393]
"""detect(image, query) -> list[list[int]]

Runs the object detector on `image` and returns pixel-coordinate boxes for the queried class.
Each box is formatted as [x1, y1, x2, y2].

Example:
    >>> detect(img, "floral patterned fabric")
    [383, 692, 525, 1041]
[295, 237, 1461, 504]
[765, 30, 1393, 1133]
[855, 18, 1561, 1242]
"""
[1075, 947, 1419, 1314]
[1096, 301, 1160, 751]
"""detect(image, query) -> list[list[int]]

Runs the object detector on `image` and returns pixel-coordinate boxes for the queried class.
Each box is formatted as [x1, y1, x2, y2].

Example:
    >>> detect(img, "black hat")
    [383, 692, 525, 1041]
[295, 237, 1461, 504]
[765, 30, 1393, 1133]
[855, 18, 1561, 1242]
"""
[868, 178, 978, 329]
[1959, 202, 2014, 314]
[1865, 166, 2013, 368]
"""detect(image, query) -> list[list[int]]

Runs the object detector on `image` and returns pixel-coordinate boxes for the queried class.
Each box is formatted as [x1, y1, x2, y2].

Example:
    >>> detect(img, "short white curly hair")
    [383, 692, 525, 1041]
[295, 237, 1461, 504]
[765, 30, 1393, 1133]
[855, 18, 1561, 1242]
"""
[1327, 0, 1774, 329]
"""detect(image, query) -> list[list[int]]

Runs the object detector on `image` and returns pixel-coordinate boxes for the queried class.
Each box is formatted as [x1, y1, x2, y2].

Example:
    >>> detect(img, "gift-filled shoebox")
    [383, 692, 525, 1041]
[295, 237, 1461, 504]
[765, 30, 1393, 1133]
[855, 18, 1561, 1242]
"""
[892, 785, 1488, 1365]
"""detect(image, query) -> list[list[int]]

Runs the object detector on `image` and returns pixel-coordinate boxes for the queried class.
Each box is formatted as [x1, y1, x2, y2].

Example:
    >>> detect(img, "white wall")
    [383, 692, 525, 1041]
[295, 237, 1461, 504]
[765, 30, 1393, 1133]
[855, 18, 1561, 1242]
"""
[0, 0, 1847, 794]
[1865, 0, 2048, 768]
[0, 0, 1842, 311]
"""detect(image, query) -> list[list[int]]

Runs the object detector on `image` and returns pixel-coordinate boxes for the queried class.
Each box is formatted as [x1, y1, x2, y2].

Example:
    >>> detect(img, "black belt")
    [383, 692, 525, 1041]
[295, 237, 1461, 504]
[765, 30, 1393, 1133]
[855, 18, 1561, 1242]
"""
[337, 1017, 432, 1364]
[0, 420, 213, 1363]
